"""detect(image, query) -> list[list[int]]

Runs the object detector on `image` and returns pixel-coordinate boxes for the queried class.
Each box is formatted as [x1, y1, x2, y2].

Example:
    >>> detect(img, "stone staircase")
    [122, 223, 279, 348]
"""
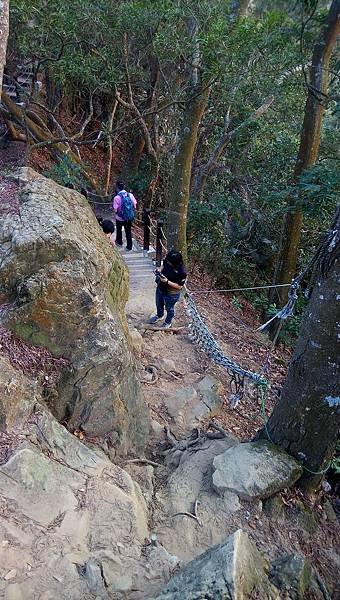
[1, 64, 34, 107]
[117, 241, 156, 319]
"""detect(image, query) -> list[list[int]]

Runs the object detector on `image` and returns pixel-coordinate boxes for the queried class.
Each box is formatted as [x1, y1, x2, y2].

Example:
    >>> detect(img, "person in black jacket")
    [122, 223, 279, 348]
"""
[149, 250, 187, 329]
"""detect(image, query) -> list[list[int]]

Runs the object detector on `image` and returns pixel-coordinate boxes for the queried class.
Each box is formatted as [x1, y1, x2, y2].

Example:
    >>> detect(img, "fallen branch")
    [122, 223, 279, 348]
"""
[139, 324, 186, 333]
[125, 458, 162, 468]
[171, 500, 203, 527]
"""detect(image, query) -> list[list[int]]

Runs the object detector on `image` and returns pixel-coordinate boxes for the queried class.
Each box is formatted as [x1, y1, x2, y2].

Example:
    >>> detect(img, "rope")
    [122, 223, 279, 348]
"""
[160, 239, 168, 252]
[190, 283, 291, 294]
[88, 199, 112, 205]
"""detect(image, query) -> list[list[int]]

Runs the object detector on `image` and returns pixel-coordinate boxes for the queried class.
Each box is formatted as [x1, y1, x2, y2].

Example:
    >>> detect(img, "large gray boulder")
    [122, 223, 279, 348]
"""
[0, 168, 149, 453]
[212, 440, 302, 500]
[155, 529, 280, 599]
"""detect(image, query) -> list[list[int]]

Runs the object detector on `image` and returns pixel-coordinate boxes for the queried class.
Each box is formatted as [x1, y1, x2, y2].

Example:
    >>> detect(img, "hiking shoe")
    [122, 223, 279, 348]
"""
[149, 314, 163, 324]
[161, 322, 172, 329]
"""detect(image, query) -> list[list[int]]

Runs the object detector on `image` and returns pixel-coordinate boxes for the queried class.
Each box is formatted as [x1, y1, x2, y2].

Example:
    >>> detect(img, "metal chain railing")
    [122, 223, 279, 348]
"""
[184, 288, 267, 389]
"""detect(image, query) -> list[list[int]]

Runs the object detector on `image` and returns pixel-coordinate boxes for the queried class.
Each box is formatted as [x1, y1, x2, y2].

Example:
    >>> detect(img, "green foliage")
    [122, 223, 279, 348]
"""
[274, 164, 340, 219]
[43, 155, 88, 189]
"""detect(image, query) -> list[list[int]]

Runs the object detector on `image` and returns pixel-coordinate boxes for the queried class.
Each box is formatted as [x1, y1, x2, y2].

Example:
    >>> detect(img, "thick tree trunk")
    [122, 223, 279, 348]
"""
[262, 208, 340, 492]
[167, 85, 210, 259]
[124, 133, 145, 178]
[274, 0, 340, 306]
[45, 66, 62, 132]
[0, 0, 9, 94]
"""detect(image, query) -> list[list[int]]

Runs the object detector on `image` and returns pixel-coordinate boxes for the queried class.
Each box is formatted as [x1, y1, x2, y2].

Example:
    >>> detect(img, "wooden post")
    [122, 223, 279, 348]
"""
[143, 208, 151, 251]
[156, 219, 163, 267]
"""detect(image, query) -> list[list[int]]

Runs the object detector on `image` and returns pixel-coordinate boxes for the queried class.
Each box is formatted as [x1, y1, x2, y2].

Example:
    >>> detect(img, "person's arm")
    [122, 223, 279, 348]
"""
[159, 273, 186, 291]
[113, 194, 120, 215]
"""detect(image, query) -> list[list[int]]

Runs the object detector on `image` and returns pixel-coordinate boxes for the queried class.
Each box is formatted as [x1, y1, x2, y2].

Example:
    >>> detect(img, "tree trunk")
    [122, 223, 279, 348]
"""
[0, 0, 9, 94]
[274, 0, 340, 306]
[167, 85, 210, 259]
[104, 100, 118, 195]
[45, 66, 62, 132]
[262, 208, 340, 492]
[124, 133, 145, 178]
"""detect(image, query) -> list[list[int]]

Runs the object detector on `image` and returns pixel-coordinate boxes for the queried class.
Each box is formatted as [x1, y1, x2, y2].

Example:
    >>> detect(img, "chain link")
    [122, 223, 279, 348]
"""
[184, 288, 267, 388]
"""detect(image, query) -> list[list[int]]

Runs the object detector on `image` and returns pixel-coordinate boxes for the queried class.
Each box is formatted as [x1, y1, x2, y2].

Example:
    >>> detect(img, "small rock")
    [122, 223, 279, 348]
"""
[83, 560, 106, 594]
[269, 554, 312, 599]
[150, 419, 164, 439]
[212, 440, 302, 500]
[321, 480, 332, 493]
[294, 500, 318, 534]
[159, 358, 177, 373]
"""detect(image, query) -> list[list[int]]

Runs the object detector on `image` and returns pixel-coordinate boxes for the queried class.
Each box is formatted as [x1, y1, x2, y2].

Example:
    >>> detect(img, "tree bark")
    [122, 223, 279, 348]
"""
[167, 84, 211, 259]
[262, 208, 340, 492]
[0, 0, 9, 95]
[45, 65, 62, 132]
[274, 0, 340, 306]
[104, 100, 118, 195]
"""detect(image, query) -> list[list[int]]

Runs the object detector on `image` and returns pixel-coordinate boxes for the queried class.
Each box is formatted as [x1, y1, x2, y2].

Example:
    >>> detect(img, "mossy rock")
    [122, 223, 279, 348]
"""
[270, 554, 312, 599]
[263, 494, 285, 519]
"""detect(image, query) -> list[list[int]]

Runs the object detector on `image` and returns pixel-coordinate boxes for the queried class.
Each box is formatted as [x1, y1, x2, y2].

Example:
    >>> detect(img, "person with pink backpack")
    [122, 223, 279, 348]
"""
[113, 180, 137, 251]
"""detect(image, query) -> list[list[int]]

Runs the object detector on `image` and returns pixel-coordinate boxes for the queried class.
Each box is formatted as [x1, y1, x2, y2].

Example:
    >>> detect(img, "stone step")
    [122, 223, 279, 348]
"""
[129, 275, 154, 280]
[125, 263, 154, 270]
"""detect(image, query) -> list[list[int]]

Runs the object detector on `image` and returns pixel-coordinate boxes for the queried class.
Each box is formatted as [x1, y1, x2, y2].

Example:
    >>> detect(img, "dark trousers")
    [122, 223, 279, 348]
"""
[116, 220, 133, 250]
[156, 287, 180, 325]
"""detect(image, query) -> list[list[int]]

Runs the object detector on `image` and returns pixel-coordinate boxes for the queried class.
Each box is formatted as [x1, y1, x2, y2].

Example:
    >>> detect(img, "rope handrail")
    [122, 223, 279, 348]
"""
[189, 283, 291, 294]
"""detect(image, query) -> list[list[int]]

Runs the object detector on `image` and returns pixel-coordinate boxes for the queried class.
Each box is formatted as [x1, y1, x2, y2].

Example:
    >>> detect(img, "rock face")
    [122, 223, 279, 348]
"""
[0, 168, 149, 453]
[0, 407, 176, 599]
[158, 436, 241, 561]
[155, 529, 280, 599]
[212, 440, 302, 500]
[163, 375, 223, 434]
[0, 355, 36, 430]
